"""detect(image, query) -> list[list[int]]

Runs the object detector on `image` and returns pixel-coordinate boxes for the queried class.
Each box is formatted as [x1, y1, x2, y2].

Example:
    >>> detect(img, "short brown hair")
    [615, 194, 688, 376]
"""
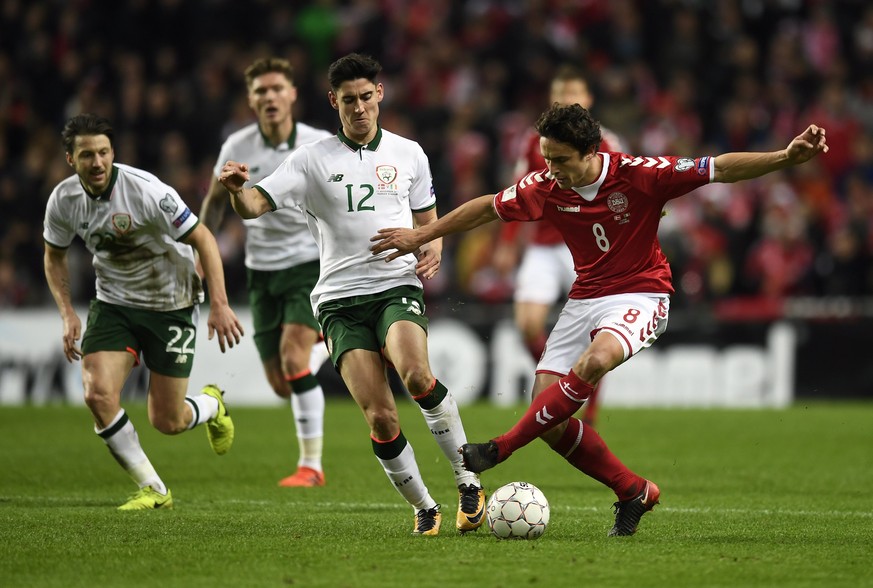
[244, 57, 294, 89]
[61, 113, 114, 154]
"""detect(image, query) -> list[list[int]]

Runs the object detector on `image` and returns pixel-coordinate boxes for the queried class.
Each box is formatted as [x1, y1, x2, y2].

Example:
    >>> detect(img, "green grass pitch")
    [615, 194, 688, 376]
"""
[1, 399, 871, 588]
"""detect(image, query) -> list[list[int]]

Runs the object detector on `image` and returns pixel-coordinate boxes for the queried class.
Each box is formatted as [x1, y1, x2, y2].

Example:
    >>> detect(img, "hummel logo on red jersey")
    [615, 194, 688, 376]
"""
[557, 205, 580, 212]
[518, 171, 546, 188]
[535, 406, 553, 425]
[621, 156, 670, 168]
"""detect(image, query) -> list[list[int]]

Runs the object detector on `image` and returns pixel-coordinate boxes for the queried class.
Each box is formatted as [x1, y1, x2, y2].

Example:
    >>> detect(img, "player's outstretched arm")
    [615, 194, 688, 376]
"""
[218, 160, 272, 219]
[184, 223, 244, 352]
[713, 124, 828, 183]
[371, 194, 499, 262]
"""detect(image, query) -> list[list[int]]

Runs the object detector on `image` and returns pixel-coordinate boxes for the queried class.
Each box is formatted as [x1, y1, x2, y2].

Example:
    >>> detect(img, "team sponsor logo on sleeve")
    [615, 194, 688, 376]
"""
[112, 213, 132, 234]
[172, 207, 192, 228]
[159, 194, 179, 214]
[697, 156, 710, 175]
[674, 158, 695, 172]
[500, 185, 517, 202]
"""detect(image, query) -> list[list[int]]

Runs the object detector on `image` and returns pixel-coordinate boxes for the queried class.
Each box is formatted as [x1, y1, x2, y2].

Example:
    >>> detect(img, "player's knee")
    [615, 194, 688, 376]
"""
[397, 365, 432, 396]
[149, 412, 187, 435]
[580, 352, 606, 374]
[83, 382, 116, 415]
[577, 350, 619, 382]
[280, 347, 310, 376]
[367, 407, 400, 440]
[268, 374, 292, 399]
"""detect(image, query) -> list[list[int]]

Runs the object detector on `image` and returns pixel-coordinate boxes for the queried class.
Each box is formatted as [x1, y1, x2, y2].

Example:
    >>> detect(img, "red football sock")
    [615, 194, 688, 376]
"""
[493, 371, 593, 459]
[552, 417, 644, 500]
[580, 382, 601, 426]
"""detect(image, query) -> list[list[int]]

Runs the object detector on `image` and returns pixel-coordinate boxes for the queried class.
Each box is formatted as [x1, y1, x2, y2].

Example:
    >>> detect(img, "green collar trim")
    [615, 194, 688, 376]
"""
[84, 165, 119, 201]
[259, 122, 297, 149]
[337, 126, 382, 151]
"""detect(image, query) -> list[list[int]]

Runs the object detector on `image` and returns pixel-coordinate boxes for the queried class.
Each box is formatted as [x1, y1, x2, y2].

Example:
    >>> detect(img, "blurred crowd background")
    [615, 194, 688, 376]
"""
[2, 0, 872, 312]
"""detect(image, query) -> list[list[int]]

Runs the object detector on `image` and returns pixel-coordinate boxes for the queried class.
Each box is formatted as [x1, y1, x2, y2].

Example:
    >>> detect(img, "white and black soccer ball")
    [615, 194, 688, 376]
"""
[485, 481, 550, 540]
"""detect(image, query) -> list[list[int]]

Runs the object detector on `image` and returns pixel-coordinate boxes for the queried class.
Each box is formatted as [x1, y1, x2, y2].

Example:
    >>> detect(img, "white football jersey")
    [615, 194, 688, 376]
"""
[256, 127, 437, 314]
[213, 122, 332, 271]
[43, 163, 203, 311]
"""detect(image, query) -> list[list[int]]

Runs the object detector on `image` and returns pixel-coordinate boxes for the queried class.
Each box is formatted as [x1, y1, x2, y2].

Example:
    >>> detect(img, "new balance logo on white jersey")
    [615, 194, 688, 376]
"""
[327, 173, 344, 182]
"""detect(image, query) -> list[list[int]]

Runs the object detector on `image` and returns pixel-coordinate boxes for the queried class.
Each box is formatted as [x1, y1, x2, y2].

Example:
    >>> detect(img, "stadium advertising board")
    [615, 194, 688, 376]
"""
[0, 307, 833, 407]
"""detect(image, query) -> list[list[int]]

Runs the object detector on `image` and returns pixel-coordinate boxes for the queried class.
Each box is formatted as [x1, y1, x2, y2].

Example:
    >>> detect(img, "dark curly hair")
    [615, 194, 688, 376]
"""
[62, 113, 114, 154]
[327, 53, 382, 90]
[535, 103, 602, 155]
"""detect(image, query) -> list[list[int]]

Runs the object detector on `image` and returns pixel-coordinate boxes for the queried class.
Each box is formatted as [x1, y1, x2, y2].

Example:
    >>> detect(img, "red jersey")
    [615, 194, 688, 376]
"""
[493, 153, 714, 299]
[502, 127, 625, 245]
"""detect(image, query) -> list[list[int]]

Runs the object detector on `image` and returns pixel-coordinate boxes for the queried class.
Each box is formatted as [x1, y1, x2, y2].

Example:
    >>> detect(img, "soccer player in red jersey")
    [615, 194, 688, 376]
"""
[370, 103, 828, 536]
[493, 65, 624, 426]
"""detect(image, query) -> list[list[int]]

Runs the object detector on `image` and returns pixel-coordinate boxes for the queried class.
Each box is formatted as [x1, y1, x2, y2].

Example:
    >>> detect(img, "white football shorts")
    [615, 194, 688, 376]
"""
[537, 292, 671, 376]
[514, 243, 575, 305]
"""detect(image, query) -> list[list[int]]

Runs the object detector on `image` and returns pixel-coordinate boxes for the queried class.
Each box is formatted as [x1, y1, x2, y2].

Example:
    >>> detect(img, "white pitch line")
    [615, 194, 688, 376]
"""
[5, 496, 871, 519]
[230, 500, 873, 519]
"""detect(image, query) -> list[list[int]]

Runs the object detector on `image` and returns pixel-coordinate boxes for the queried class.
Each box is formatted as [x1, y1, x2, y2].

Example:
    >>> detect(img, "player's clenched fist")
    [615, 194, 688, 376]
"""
[219, 161, 249, 193]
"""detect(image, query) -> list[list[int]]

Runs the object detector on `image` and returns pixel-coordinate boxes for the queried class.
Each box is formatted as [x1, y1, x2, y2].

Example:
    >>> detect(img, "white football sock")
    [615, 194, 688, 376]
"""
[289, 374, 325, 471]
[184, 392, 219, 429]
[376, 440, 436, 511]
[418, 392, 480, 488]
[292, 389, 324, 471]
[96, 409, 167, 495]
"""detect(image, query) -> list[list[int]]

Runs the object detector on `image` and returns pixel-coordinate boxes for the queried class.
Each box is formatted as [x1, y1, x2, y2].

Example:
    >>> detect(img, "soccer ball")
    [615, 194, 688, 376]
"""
[485, 481, 550, 540]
